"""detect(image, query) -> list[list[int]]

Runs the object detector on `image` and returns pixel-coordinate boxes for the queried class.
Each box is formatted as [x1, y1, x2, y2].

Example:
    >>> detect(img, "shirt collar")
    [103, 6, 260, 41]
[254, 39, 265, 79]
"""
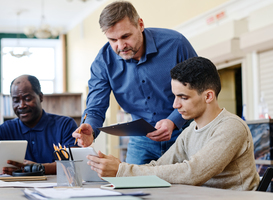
[20, 110, 48, 134]
[116, 28, 158, 63]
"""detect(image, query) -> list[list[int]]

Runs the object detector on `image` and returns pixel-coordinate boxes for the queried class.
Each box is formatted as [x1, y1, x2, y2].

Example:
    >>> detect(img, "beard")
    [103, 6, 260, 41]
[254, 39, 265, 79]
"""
[117, 46, 140, 60]
[116, 31, 143, 60]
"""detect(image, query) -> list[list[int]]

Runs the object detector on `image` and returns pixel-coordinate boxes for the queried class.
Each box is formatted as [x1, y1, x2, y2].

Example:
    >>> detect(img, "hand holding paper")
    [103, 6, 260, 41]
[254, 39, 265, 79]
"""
[87, 150, 121, 178]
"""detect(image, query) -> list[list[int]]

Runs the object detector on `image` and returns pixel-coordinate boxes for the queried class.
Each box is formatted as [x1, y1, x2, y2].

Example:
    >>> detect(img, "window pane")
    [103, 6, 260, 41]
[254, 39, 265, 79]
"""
[40, 81, 54, 94]
[2, 46, 55, 94]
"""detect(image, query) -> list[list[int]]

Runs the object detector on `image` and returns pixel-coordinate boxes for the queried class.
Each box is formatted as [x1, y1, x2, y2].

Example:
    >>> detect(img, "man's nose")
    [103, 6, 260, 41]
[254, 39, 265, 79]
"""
[173, 98, 180, 109]
[18, 100, 26, 108]
[117, 40, 126, 50]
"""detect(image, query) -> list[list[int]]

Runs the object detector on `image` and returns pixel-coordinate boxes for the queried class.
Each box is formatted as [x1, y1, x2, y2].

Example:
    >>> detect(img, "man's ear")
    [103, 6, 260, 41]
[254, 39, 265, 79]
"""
[138, 18, 145, 32]
[39, 92, 44, 103]
[204, 90, 215, 103]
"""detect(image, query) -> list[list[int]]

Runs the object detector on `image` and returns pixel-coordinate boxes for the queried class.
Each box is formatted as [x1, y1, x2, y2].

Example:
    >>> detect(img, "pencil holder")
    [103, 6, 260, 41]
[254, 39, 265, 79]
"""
[56, 160, 83, 187]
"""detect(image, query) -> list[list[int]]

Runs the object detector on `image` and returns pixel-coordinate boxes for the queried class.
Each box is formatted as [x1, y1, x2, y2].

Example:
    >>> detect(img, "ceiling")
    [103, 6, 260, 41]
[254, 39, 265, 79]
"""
[0, 0, 107, 34]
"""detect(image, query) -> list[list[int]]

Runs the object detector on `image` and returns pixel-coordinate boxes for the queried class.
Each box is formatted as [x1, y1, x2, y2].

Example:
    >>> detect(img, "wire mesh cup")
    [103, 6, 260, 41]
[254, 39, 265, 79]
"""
[56, 160, 83, 187]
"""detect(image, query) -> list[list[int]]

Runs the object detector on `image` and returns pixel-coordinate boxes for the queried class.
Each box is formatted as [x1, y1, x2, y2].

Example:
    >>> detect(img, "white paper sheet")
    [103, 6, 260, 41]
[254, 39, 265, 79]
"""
[0, 180, 56, 188]
[34, 187, 122, 199]
[24, 188, 47, 200]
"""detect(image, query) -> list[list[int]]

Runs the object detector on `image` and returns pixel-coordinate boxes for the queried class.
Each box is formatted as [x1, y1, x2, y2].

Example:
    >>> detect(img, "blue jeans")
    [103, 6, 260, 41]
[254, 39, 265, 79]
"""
[125, 119, 193, 164]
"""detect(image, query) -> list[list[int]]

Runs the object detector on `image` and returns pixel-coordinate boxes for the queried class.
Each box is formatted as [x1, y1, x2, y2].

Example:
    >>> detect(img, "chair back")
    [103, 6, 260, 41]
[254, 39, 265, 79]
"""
[256, 167, 273, 191]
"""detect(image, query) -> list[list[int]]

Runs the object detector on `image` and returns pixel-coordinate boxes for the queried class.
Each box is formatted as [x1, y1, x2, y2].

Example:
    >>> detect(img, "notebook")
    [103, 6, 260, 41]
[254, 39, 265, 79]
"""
[0, 140, 28, 172]
[70, 147, 103, 182]
[101, 175, 171, 189]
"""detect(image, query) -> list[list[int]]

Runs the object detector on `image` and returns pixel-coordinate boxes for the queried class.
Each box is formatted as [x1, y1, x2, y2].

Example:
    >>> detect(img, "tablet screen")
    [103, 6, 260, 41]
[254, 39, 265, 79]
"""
[71, 147, 102, 182]
[0, 140, 28, 174]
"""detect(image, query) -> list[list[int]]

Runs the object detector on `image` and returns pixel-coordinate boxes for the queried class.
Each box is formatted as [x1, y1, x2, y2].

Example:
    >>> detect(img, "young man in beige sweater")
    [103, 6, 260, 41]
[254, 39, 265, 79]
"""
[74, 56, 260, 190]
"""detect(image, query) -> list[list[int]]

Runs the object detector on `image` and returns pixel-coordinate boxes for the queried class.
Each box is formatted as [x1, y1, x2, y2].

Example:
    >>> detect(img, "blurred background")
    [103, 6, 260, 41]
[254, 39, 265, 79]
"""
[0, 0, 273, 159]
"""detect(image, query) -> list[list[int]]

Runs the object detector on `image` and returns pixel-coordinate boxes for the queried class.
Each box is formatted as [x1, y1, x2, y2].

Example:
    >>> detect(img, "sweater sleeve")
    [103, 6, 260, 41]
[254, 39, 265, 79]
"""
[117, 117, 249, 186]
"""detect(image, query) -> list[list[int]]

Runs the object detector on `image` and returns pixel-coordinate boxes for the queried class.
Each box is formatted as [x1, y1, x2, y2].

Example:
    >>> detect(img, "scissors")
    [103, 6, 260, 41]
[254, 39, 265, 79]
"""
[54, 149, 70, 160]
[53, 144, 70, 160]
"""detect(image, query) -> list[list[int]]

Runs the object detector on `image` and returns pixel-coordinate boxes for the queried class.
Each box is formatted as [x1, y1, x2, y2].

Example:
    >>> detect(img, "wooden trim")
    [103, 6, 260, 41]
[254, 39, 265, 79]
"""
[43, 93, 82, 97]
[255, 160, 273, 165]
[60, 34, 67, 92]
[246, 119, 273, 124]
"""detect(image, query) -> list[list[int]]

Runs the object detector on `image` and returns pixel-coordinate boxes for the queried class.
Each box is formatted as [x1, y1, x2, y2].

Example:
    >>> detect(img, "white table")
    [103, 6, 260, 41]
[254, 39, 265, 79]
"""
[0, 175, 273, 200]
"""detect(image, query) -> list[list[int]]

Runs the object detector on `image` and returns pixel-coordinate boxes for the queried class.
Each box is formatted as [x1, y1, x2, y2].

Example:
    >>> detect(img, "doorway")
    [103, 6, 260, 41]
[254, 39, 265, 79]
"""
[217, 64, 243, 117]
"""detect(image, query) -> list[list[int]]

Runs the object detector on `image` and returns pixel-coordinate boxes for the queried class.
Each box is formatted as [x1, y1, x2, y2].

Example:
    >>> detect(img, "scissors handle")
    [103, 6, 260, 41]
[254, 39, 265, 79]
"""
[54, 149, 70, 160]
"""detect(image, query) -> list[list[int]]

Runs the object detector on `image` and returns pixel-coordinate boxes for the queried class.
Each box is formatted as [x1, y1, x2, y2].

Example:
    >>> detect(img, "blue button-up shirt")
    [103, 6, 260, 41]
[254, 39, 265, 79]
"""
[85, 28, 197, 138]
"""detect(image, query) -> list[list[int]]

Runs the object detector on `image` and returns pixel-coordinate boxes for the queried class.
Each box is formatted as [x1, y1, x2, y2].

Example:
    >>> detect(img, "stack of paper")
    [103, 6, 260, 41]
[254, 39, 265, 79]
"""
[25, 188, 122, 199]
[0, 176, 47, 182]
[0, 180, 56, 188]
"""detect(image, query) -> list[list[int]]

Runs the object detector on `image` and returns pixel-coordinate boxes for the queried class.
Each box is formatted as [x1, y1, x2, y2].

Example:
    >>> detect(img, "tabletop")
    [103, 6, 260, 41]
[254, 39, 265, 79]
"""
[0, 175, 273, 200]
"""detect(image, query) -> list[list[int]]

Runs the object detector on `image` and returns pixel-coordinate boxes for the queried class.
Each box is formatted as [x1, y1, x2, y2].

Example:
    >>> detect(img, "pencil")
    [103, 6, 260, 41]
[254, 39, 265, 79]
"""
[53, 144, 73, 185]
[63, 145, 69, 159]
[53, 144, 61, 160]
[74, 113, 87, 145]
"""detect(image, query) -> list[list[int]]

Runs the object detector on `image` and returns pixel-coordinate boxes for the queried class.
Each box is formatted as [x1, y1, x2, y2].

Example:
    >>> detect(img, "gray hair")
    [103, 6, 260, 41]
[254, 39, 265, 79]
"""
[99, 1, 140, 32]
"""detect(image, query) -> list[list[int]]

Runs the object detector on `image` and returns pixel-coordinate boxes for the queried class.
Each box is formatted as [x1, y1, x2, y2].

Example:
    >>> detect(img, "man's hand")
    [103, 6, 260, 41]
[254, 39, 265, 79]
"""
[2, 160, 34, 175]
[87, 151, 121, 178]
[2, 160, 57, 175]
[146, 119, 176, 141]
[72, 123, 94, 147]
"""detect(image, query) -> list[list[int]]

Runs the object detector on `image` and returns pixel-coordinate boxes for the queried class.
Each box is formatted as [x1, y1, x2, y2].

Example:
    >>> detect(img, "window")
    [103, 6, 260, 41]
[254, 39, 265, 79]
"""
[1, 38, 63, 94]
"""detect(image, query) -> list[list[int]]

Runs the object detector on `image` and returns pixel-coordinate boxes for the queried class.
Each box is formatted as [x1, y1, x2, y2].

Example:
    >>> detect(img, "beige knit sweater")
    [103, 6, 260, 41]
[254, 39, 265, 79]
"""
[117, 109, 260, 191]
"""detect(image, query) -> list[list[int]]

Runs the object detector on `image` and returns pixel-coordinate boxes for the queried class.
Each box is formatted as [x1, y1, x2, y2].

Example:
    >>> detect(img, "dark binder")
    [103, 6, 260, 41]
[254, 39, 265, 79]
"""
[98, 119, 156, 136]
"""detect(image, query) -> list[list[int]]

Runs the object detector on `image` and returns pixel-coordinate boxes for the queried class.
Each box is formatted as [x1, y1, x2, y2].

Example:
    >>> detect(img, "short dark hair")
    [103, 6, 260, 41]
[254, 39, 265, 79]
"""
[170, 57, 221, 97]
[10, 75, 42, 95]
[99, 1, 140, 32]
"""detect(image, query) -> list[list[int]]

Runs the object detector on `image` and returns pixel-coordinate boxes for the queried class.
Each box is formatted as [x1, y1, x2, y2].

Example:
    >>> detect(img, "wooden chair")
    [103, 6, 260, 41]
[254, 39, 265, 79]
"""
[256, 167, 273, 191]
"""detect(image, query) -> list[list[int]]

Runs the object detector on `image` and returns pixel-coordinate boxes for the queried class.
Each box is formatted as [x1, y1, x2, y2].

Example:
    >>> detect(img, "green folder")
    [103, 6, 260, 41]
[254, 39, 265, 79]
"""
[101, 175, 171, 189]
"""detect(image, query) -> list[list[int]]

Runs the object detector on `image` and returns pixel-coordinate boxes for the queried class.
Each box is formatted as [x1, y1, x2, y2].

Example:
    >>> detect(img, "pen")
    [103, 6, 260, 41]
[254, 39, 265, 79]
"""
[74, 113, 87, 145]
[67, 144, 74, 161]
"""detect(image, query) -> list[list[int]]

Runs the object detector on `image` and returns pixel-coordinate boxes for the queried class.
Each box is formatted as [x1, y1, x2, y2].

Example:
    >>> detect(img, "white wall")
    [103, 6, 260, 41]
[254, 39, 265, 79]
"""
[175, 0, 273, 120]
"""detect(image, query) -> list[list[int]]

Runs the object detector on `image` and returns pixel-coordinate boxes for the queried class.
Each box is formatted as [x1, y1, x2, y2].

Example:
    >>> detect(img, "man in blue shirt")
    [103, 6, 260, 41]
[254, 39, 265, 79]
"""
[0, 75, 78, 174]
[73, 1, 197, 164]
